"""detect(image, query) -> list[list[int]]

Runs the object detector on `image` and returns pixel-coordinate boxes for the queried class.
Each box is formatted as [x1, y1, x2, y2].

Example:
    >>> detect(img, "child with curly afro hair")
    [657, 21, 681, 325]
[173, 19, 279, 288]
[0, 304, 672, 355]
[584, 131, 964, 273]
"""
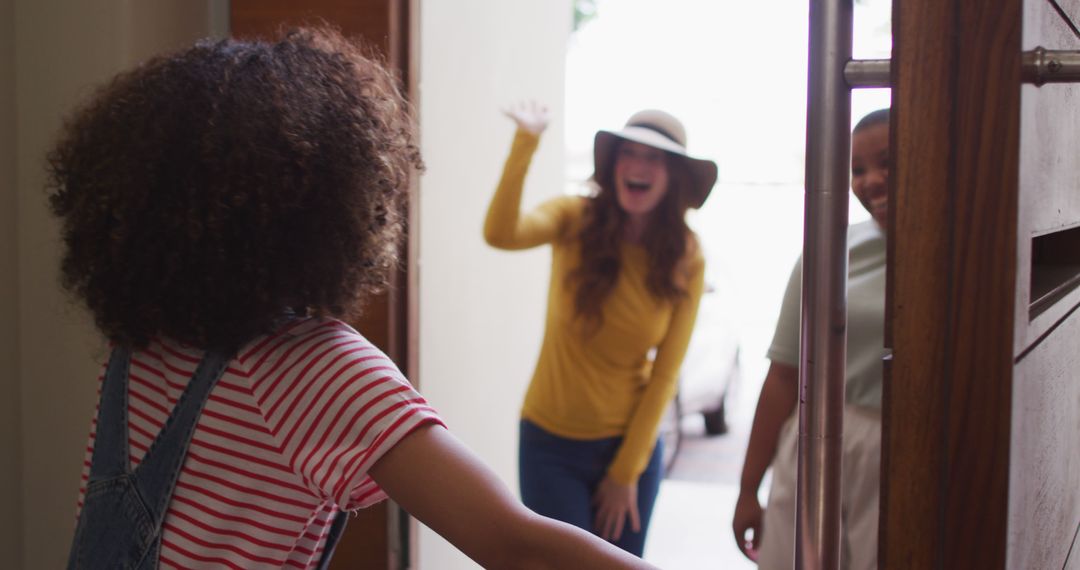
[53, 27, 656, 570]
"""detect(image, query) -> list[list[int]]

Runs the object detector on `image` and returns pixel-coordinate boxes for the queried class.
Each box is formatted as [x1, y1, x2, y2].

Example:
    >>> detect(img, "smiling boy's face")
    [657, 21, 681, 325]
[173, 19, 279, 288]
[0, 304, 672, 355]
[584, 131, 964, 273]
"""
[851, 123, 890, 230]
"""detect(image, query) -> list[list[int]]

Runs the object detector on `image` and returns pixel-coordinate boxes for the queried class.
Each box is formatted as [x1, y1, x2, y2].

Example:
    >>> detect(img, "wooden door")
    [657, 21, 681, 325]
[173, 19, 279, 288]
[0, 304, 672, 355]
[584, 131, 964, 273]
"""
[231, 2, 418, 568]
[884, 0, 1080, 568]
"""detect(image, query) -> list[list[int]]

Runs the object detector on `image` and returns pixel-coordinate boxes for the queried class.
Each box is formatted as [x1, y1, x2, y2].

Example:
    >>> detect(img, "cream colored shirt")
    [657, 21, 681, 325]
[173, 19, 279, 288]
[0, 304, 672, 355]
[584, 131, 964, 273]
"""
[767, 220, 887, 409]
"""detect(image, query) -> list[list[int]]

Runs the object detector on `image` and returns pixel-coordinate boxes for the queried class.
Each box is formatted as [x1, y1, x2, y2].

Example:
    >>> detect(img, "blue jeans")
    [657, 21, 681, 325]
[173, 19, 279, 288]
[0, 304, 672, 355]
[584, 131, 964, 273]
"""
[518, 419, 663, 557]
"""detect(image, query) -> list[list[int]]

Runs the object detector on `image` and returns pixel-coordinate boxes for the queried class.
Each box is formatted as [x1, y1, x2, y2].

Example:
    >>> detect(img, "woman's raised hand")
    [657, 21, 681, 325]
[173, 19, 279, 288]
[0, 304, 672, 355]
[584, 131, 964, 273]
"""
[503, 100, 551, 135]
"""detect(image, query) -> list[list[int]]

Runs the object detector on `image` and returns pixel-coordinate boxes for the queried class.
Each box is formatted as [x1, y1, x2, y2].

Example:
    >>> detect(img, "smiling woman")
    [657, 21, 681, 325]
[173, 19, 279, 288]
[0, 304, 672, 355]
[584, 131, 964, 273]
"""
[613, 142, 670, 217]
[483, 102, 717, 557]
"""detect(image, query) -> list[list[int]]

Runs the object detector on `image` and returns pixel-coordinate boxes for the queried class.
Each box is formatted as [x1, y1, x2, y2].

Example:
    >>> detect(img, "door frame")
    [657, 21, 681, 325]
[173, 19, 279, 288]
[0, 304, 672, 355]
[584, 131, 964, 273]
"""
[883, 0, 1020, 567]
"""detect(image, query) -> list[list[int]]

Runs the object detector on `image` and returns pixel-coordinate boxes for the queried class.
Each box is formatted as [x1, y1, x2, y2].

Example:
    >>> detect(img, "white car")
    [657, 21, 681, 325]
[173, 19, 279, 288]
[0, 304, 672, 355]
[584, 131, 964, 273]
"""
[659, 283, 742, 473]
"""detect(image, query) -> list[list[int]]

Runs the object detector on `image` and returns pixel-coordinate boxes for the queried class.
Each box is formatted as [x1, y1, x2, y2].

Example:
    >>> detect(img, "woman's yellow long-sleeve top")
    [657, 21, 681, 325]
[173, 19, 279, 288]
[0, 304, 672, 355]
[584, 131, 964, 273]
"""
[484, 130, 705, 485]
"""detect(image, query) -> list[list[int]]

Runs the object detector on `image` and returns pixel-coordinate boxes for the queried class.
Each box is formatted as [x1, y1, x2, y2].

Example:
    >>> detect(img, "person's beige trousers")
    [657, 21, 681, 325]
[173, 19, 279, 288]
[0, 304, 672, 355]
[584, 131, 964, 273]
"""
[757, 406, 881, 570]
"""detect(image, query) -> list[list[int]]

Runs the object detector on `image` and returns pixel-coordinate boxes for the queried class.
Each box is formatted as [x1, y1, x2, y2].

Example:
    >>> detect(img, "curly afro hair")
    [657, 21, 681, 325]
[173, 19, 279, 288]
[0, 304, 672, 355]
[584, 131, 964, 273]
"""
[46, 27, 422, 350]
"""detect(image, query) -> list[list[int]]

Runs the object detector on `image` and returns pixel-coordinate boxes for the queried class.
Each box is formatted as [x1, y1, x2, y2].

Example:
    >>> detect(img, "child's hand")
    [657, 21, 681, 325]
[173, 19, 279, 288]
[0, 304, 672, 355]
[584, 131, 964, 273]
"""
[502, 100, 550, 135]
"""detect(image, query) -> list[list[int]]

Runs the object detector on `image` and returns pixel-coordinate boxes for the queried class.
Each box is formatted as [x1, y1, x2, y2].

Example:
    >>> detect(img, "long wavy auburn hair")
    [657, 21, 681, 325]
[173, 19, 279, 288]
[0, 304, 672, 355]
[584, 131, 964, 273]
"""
[567, 143, 697, 330]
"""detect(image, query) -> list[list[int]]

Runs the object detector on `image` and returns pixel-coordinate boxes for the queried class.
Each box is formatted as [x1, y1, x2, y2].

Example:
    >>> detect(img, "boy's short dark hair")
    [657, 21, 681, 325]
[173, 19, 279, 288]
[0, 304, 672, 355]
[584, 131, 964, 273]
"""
[854, 108, 890, 133]
[46, 27, 422, 350]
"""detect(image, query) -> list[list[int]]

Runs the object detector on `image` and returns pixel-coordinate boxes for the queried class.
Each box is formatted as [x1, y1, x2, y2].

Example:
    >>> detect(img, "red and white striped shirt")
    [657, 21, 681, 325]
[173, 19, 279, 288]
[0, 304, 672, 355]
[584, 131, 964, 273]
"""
[75, 317, 443, 569]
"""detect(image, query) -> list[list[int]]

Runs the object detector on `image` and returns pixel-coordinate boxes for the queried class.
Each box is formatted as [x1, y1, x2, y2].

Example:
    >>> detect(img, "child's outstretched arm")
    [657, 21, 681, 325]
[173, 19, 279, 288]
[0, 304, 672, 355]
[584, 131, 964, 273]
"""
[369, 424, 658, 570]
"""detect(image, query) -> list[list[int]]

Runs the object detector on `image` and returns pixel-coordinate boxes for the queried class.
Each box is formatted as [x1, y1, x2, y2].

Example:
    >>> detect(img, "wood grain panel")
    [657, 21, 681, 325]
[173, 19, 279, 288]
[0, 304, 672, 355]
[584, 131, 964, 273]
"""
[1067, 524, 1080, 569]
[232, 0, 391, 52]
[942, 3, 1020, 568]
[1008, 306, 1080, 569]
[1010, 5, 1080, 568]
[1047, 0, 1080, 31]
[1015, 0, 1080, 354]
[882, 0, 956, 566]
[885, 0, 1020, 568]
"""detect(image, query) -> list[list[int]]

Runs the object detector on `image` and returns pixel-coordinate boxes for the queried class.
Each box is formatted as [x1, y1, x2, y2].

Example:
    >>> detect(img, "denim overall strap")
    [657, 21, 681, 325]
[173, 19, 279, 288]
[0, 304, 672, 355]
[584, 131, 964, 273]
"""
[68, 347, 232, 570]
[87, 346, 134, 478]
[132, 349, 231, 527]
[315, 511, 350, 570]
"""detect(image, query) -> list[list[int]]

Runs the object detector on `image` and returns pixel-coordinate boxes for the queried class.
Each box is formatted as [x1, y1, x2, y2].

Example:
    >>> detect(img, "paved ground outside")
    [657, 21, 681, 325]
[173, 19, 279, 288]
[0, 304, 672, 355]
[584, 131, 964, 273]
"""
[644, 409, 761, 569]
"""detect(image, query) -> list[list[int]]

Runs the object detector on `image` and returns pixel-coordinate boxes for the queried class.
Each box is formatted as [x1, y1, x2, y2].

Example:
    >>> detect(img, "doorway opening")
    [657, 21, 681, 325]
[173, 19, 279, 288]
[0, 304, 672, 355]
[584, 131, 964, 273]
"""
[565, 1, 891, 565]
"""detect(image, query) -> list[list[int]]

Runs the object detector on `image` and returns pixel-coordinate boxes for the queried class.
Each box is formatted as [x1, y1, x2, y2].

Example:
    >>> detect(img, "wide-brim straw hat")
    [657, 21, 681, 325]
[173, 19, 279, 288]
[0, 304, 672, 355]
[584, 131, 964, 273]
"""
[593, 109, 718, 209]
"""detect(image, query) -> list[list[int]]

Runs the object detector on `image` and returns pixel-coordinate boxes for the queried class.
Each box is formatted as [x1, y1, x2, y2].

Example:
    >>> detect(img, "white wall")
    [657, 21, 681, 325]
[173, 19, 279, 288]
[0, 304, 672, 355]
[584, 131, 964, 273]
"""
[12, 3, 216, 567]
[417, 1, 571, 567]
